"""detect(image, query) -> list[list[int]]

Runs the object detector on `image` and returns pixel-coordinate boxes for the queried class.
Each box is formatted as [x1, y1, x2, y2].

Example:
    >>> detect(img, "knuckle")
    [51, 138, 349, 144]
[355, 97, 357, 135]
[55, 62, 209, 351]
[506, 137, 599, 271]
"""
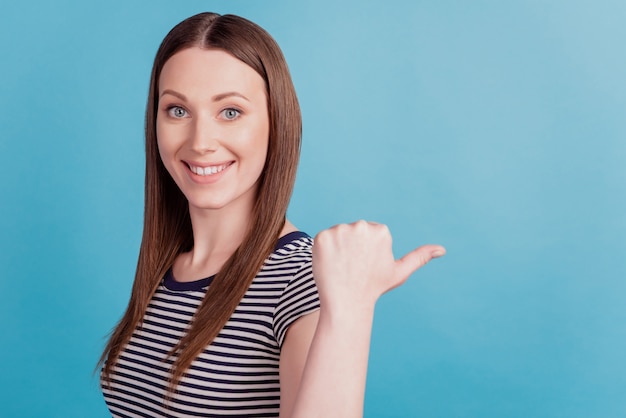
[315, 229, 330, 243]
[354, 219, 368, 229]
[375, 223, 391, 238]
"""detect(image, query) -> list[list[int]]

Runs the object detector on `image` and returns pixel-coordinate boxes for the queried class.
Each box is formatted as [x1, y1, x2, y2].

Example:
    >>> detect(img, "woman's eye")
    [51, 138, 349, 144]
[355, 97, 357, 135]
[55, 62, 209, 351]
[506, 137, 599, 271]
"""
[221, 108, 241, 120]
[167, 106, 188, 118]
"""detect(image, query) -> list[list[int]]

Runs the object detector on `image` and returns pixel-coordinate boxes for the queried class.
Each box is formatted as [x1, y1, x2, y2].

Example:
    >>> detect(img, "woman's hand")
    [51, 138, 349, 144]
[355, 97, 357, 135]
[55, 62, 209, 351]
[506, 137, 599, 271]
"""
[290, 221, 445, 418]
[312, 220, 445, 313]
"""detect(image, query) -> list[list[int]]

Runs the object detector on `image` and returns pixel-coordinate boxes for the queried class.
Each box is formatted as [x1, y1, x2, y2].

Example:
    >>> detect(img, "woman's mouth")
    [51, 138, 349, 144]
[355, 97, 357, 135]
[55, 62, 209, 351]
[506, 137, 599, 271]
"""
[187, 162, 233, 176]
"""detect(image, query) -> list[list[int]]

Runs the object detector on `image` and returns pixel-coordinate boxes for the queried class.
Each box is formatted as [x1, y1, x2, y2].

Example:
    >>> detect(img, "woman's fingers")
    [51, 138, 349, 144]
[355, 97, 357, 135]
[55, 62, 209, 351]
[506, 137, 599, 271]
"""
[313, 221, 445, 302]
[392, 245, 446, 289]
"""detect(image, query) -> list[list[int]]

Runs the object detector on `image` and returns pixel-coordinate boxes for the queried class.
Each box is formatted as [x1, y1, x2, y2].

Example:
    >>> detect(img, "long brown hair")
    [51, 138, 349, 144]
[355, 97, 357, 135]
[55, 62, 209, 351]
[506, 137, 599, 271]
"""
[99, 12, 302, 393]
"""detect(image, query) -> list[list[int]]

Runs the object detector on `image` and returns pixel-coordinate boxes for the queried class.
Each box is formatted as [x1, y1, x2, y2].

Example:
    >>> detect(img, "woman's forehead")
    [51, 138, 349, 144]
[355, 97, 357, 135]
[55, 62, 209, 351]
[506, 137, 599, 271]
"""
[159, 47, 266, 100]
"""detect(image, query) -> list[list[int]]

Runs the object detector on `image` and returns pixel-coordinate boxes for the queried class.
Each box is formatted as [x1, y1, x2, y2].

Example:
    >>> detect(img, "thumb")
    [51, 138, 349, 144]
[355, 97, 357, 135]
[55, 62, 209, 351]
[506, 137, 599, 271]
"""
[393, 245, 446, 284]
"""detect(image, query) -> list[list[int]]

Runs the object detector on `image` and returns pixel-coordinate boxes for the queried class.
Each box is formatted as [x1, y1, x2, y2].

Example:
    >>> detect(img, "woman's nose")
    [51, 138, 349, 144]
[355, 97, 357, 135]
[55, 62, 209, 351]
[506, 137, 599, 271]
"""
[190, 115, 220, 153]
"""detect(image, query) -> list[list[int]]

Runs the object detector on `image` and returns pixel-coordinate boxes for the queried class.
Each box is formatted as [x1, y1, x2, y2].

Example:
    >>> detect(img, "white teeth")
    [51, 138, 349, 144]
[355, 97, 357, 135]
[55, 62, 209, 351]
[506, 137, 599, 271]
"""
[189, 163, 229, 176]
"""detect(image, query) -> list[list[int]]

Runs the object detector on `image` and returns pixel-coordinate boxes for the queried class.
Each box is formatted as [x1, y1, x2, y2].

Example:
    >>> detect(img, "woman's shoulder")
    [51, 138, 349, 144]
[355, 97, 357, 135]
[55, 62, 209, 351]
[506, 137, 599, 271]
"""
[250, 231, 315, 290]
[271, 231, 313, 260]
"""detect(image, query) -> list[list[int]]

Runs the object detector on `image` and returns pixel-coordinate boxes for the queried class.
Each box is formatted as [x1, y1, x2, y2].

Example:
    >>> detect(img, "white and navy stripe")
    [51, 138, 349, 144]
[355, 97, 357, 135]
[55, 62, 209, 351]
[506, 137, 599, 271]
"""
[102, 232, 319, 417]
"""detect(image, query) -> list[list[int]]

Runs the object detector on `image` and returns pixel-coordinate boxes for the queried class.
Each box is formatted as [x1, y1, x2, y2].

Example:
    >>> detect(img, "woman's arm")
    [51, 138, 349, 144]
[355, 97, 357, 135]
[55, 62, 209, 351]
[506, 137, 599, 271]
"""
[283, 221, 445, 418]
[279, 311, 320, 417]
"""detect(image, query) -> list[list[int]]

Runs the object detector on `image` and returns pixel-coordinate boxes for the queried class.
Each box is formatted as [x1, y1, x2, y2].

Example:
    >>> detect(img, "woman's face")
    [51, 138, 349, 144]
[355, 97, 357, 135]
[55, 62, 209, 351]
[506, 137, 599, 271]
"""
[156, 47, 269, 214]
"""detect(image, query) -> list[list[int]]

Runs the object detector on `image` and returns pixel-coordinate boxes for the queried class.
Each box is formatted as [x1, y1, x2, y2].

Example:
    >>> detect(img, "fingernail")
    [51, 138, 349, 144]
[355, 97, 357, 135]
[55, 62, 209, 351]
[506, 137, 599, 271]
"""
[431, 249, 446, 258]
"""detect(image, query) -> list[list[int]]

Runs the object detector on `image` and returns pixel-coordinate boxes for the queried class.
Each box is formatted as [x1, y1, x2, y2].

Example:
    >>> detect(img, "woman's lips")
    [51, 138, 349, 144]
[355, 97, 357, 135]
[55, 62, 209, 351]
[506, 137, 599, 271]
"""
[187, 161, 233, 176]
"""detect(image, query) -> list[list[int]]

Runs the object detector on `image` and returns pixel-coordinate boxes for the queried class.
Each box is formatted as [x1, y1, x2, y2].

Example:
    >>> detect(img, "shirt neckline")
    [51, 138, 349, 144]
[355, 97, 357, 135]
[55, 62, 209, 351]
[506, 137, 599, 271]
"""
[163, 231, 310, 292]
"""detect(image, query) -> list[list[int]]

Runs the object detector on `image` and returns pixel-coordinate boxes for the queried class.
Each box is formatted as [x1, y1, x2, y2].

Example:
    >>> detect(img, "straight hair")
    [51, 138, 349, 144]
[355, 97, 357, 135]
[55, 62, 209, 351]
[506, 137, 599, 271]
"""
[99, 12, 302, 395]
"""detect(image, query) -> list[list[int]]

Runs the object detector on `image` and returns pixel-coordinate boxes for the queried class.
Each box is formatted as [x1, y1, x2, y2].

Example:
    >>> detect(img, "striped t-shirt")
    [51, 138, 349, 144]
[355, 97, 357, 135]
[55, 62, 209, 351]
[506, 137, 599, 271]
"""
[101, 231, 320, 417]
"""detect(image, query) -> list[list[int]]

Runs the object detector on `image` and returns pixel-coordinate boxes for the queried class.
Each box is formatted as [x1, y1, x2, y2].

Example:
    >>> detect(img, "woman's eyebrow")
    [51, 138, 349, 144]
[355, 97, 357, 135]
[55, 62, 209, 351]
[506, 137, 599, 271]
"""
[212, 91, 250, 102]
[160, 89, 187, 101]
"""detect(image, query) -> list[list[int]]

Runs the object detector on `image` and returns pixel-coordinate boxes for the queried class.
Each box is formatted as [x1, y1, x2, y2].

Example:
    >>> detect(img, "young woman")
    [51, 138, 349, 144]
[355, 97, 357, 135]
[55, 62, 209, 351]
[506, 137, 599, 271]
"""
[99, 12, 445, 418]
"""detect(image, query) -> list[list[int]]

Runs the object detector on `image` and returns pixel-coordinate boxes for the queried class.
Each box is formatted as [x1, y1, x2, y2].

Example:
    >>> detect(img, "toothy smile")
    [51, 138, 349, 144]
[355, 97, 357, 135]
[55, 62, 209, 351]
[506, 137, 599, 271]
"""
[188, 162, 232, 176]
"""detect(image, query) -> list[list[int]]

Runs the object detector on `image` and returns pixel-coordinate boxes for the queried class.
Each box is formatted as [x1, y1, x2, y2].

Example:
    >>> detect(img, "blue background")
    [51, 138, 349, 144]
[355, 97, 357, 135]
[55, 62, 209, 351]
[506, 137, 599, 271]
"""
[1, 1, 624, 417]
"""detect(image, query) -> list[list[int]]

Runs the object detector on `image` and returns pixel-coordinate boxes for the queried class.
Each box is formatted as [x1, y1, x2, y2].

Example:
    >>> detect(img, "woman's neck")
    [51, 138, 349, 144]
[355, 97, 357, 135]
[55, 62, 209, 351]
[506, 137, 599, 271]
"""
[173, 196, 297, 283]
[173, 199, 254, 282]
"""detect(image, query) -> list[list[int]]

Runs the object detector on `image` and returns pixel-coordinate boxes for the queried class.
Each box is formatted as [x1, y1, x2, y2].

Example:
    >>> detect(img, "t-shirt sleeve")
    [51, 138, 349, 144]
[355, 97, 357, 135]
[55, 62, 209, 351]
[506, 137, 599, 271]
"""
[273, 259, 320, 347]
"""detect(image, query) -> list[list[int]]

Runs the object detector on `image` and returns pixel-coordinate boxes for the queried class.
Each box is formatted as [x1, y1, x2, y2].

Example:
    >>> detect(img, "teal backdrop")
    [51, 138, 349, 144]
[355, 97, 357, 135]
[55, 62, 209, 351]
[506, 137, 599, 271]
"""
[1, 1, 624, 417]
